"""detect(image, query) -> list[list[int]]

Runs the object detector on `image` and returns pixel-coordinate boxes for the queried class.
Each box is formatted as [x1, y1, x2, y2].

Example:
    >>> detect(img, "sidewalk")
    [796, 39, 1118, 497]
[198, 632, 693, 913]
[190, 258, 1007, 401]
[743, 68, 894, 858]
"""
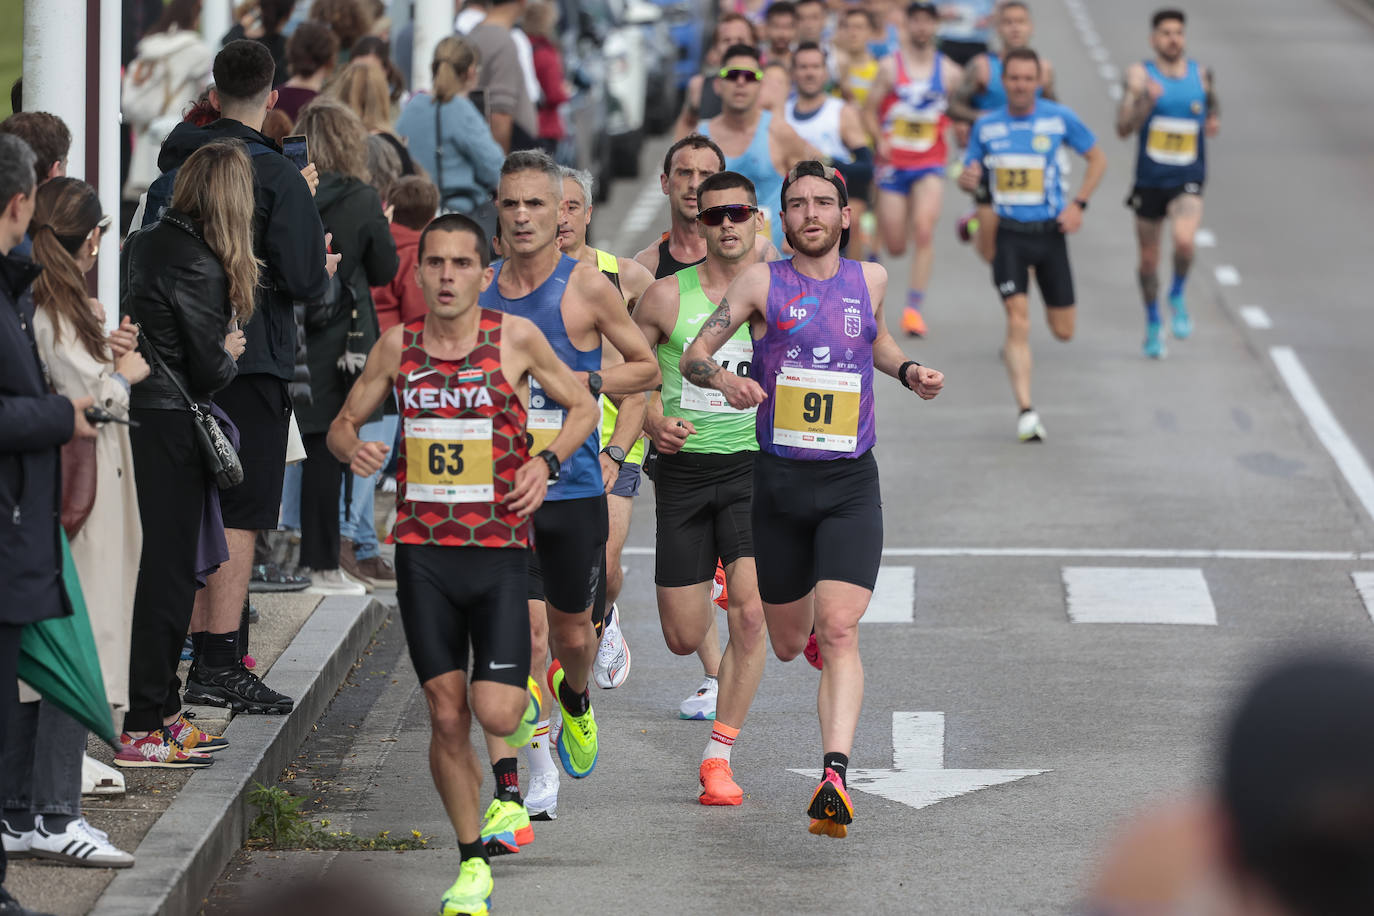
[7, 586, 391, 916]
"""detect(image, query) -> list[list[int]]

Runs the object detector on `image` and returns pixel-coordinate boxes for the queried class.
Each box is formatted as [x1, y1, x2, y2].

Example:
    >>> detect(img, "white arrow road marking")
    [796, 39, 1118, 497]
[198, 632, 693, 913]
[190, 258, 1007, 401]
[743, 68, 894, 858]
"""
[1352, 573, 1374, 623]
[862, 566, 914, 623]
[790, 713, 1047, 810]
[1063, 567, 1217, 625]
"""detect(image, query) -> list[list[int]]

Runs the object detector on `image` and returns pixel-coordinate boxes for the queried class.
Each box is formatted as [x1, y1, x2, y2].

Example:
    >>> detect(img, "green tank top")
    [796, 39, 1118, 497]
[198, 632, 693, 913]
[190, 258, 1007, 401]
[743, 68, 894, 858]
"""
[657, 266, 758, 454]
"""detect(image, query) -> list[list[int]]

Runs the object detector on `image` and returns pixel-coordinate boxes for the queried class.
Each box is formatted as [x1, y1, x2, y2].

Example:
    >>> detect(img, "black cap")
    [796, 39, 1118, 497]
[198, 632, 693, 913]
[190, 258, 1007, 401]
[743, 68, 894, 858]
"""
[906, 1, 938, 17]
[780, 160, 851, 252]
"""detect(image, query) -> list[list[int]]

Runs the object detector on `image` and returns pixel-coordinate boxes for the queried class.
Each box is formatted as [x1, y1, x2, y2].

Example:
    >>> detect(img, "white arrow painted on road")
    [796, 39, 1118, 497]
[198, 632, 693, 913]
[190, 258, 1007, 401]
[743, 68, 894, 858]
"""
[790, 713, 1047, 810]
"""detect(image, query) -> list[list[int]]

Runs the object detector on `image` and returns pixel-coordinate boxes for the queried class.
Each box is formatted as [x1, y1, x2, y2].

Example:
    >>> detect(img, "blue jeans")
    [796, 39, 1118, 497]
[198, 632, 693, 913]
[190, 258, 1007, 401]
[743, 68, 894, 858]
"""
[279, 461, 301, 532]
[339, 414, 397, 560]
[1, 699, 85, 819]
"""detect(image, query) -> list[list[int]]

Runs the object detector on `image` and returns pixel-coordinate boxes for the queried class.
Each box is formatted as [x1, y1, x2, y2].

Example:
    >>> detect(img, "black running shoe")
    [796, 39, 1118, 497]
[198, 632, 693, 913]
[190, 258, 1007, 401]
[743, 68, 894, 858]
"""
[185, 663, 294, 714]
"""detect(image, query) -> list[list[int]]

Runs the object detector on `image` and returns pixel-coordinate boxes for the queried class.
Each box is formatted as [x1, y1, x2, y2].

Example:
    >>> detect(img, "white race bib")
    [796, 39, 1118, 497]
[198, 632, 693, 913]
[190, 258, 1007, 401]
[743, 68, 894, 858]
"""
[987, 152, 1047, 207]
[680, 337, 757, 414]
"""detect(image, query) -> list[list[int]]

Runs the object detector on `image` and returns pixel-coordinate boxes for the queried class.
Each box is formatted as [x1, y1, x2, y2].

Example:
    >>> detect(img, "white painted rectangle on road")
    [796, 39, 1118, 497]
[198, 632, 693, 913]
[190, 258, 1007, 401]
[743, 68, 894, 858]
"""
[1215, 265, 1241, 286]
[1352, 573, 1374, 623]
[1272, 346, 1374, 523]
[1063, 567, 1217, 625]
[1195, 228, 1216, 247]
[864, 565, 915, 623]
[1239, 306, 1273, 329]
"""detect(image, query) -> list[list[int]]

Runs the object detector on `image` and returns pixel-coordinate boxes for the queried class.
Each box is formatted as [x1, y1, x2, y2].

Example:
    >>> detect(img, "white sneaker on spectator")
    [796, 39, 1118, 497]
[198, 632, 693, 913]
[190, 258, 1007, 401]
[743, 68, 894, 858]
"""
[29, 816, 134, 868]
[1, 818, 32, 857]
[305, 568, 368, 596]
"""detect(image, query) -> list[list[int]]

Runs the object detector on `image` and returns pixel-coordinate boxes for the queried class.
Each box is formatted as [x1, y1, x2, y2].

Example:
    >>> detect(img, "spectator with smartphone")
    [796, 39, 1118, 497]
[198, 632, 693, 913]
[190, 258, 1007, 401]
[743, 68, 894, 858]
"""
[2, 178, 142, 868]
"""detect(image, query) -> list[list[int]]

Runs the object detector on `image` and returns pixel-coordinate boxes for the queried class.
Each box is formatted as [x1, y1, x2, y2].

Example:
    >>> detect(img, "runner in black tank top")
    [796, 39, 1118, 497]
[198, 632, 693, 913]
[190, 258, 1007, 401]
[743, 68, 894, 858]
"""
[656, 234, 707, 279]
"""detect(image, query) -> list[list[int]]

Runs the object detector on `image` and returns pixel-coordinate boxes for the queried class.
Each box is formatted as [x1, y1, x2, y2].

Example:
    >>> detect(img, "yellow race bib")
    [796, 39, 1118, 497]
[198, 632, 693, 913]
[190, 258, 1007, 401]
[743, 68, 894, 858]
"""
[772, 368, 862, 453]
[526, 410, 562, 457]
[1145, 116, 1199, 166]
[891, 110, 939, 152]
[404, 417, 493, 502]
[987, 153, 1047, 207]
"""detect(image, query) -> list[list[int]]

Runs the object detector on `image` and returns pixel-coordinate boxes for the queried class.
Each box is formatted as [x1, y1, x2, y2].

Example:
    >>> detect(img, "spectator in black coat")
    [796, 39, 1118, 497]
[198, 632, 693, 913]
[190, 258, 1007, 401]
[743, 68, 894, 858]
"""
[0, 131, 94, 916]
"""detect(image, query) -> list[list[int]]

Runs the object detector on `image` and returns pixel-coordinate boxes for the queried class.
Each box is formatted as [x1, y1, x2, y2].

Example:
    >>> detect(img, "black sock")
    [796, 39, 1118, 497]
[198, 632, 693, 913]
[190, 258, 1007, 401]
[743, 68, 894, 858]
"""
[191, 631, 207, 665]
[493, 758, 521, 804]
[40, 813, 75, 833]
[2, 810, 34, 832]
[1019, 406, 1034, 416]
[823, 752, 849, 787]
[202, 631, 240, 668]
[458, 839, 488, 863]
[557, 677, 590, 716]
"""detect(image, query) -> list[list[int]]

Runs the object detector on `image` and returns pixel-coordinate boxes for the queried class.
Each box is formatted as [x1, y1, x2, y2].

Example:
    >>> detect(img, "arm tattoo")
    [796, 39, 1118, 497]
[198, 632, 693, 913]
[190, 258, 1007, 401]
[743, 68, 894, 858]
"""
[701, 300, 733, 335]
[684, 358, 722, 387]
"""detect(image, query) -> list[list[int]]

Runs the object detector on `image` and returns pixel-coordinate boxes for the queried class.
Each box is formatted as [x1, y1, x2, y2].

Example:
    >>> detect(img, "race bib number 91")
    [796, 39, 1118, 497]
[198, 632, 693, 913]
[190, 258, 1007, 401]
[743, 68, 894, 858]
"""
[404, 417, 493, 502]
[772, 367, 861, 453]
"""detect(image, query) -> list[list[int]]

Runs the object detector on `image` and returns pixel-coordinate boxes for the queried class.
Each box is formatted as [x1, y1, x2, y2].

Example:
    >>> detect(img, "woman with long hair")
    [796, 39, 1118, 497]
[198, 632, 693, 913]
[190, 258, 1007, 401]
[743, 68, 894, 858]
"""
[289, 99, 397, 592]
[117, 140, 254, 768]
[0, 179, 142, 868]
[348, 35, 406, 105]
[324, 59, 416, 176]
[394, 36, 502, 220]
[276, 20, 340, 123]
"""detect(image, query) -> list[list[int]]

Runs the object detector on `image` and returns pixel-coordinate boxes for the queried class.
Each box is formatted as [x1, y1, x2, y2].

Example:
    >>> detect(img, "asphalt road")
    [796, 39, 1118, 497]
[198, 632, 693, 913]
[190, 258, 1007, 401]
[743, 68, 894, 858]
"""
[206, 1, 1374, 912]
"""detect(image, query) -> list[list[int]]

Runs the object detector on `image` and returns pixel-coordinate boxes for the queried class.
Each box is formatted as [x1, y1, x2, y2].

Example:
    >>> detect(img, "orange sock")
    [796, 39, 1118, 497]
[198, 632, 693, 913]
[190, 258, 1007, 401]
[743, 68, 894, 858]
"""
[704, 722, 740, 763]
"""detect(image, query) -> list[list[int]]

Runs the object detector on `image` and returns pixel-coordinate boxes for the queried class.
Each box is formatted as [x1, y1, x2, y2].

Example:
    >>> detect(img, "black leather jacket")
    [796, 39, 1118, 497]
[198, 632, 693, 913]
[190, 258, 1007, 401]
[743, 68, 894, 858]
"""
[120, 210, 239, 410]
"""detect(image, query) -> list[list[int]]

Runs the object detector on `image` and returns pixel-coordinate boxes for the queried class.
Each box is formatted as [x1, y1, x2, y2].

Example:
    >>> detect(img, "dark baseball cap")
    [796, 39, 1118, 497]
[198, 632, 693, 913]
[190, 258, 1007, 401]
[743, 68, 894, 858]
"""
[906, 1, 938, 16]
[779, 160, 851, 252]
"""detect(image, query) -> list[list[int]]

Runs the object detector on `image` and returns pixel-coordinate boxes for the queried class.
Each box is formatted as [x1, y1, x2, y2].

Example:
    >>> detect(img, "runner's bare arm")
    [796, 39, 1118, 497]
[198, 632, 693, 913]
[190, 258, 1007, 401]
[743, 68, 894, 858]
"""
[680, 263, 768, 409]
[863, 261, 943, 399]
[762, 65, 790, 112]
[757, 237, 782, 261]
[947, 56, 986, 123]
[572, 263, 662, 395]
[775, 118, 826, 169]
[1041, 59, 1058, 101]
[839, 102, 871, 150]
[1116, 62, 1155, 138]
[674, 75, 705, 140]
[328, 324, 404, 474]
[1203, 67, 1219, 135]
[632, 237, 661, 276]
[617, 256, 656, 314]
[863, 60, 895, 158]
[632, 278, 697, 451]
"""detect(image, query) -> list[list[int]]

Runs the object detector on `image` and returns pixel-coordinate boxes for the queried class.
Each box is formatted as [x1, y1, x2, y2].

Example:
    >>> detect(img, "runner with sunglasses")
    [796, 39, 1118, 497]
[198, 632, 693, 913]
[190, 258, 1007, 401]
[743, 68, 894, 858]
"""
[633, 171, 768, 807]
[863, 1, 962, 338]
[698, 44, 821, 253]
[681, 161, 945, 836]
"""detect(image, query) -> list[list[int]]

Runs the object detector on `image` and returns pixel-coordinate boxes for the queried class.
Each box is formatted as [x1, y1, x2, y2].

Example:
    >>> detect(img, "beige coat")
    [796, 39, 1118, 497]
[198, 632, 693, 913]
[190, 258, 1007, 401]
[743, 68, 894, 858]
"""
[28, 307, 142, 711]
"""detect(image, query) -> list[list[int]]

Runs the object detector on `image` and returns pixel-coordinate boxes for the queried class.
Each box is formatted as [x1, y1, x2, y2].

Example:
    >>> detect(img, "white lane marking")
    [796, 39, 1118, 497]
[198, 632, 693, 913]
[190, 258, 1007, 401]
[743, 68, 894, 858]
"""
[616, 180, 668, 239]
[1214, 265, 1241, 286]
[1107, 83, 1123, 102]
[1099, 64, 1119, 82]
[864, 566, 915, 623]
[1063, 567, 1217, 625]
[621, 546, 1372, 561]
[1090, 46, 1111, 62]
[1195, 228, 1216, 247]
[1272, 346, 1374, 522]
[789, 713, 1047, 810]
[1353, 573, 1374, 623]
[1239, 306, 1273, 330]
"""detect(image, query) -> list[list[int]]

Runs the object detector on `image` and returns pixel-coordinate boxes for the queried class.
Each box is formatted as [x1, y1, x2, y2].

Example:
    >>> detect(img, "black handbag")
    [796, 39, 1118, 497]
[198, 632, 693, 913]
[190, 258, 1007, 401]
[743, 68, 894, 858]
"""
[140, 333, 244, 489]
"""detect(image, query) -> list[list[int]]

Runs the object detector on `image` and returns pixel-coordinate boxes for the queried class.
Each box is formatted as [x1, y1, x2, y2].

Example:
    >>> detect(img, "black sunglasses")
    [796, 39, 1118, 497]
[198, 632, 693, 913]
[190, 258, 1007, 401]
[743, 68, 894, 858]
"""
[697, 204, 758, 227]
[718, 67, 763, 84]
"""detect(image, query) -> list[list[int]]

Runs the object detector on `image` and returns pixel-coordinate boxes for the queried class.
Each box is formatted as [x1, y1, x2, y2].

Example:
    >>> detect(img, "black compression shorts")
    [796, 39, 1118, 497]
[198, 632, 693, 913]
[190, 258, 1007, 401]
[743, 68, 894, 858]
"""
[993, 223, 1076, 308]
[526, 495, 608, 613]
[394, 544, 531, 687]
[1126, 182, 1203, 221]
[751, 450, 883, 604]
[653, 451, 755, 588]
[215, 373, 291, 530]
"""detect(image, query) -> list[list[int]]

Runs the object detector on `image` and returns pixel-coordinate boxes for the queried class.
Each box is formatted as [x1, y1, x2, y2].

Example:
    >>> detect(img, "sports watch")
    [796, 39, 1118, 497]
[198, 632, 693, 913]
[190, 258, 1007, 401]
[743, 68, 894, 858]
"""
[602, 445, 626, 465]
[538, 449, 560, 481]
[587, 371, 603, 398]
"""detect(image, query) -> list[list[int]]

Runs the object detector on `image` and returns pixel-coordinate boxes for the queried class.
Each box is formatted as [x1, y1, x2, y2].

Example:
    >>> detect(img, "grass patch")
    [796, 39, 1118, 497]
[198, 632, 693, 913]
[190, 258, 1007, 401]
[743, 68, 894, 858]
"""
[0, 0, 22, 117]
[247, 782, 433, 852]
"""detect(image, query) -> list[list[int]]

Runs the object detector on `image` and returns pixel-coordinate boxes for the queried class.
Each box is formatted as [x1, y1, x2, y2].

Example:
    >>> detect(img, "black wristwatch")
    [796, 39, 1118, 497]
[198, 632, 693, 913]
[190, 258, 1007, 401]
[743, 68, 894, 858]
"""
[1073, 197, 1089, 211]
[602, 445, 626, 465]
[587, 371, 603, 399]
[897, 360, 922, 390]
[537, 449, 560, 481]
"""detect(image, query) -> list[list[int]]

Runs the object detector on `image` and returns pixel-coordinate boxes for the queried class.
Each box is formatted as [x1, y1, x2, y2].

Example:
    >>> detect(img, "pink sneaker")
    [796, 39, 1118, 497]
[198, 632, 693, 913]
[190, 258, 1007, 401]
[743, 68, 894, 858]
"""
[113, 729, 214, 769]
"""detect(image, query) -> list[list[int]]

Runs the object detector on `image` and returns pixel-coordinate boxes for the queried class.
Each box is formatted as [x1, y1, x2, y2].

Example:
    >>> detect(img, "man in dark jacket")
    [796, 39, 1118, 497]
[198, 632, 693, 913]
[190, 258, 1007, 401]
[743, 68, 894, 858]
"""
[150, 39, 333, 714]
[0, 132, 93, 916]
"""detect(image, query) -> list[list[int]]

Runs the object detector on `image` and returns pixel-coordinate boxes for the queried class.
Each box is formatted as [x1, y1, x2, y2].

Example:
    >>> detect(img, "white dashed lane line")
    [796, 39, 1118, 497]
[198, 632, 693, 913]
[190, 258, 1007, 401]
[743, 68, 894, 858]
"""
[1239, 305, 1273, 329]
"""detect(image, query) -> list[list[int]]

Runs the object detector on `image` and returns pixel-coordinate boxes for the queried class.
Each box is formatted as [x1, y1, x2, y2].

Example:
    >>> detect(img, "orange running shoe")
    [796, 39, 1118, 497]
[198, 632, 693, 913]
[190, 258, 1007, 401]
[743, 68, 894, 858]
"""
[712, 559, 729, 611]
[806, 767, 854, 838]
[901, 307, 927, 338]
[699, 758, 743, 806]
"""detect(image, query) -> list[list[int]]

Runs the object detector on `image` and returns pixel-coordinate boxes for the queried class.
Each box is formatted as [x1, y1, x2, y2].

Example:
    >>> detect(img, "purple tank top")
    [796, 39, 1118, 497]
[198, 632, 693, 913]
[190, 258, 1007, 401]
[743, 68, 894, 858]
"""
[754, 259, 877, 460]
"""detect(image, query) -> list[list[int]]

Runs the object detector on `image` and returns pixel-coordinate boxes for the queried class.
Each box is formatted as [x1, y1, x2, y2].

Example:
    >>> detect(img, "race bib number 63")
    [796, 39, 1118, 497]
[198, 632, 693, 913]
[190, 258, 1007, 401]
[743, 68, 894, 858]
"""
[405, 417, 493, 502]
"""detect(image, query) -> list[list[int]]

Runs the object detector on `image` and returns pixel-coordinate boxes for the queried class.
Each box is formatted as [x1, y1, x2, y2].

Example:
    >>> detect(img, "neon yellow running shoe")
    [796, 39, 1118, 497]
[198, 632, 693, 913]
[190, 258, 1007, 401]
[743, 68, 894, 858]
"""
[440, 857, 492, 916]
[503, 676, 542, 749]
[548, 660, 598, 778]
[480, 797, 532, 856]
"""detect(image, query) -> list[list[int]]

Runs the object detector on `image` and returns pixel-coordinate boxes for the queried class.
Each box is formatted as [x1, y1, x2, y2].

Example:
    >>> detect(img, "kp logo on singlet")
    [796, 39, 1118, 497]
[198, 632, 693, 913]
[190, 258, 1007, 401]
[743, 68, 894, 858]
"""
[843, 304, 862, 338]
[778, 294, 820, 334]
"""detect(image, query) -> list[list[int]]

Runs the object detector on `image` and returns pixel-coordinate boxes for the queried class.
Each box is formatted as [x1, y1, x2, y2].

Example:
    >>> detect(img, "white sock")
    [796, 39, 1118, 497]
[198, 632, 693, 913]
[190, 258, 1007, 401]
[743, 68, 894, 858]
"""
[525, 719, 556, 778]
[702, 722, 739, 764]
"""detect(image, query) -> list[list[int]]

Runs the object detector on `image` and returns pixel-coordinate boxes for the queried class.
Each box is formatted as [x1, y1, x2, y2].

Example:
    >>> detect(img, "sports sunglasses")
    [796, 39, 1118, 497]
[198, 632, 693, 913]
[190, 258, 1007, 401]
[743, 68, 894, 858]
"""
[697, 204, 758, 226]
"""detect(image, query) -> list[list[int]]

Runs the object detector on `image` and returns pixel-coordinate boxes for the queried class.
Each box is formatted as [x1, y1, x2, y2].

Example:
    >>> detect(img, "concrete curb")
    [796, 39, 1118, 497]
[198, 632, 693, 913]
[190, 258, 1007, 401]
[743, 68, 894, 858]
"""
[88, 595, 388, 916]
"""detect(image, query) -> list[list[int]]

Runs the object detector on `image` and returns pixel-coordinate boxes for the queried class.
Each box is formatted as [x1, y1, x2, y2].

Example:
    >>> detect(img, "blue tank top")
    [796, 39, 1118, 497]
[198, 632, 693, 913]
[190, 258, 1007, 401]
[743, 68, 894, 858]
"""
[1133, 59, 1207, 188]
[699, 110, 786, 250]
[478, 254, 603, 500]
[751, 259, 877, 461]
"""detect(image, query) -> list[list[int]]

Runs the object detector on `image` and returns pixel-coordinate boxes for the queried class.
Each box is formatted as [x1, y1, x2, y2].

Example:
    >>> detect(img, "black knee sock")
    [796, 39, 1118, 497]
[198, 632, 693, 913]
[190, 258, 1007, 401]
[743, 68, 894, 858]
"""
[39, 813, 75, 833]
[190, 631, 207, 664]
[202, 631, 240, 668]
[458, 839, 488, 863]
[823, 751, 849, 787]
[557, 677, 590, 717]
[493, 758, 521, 804]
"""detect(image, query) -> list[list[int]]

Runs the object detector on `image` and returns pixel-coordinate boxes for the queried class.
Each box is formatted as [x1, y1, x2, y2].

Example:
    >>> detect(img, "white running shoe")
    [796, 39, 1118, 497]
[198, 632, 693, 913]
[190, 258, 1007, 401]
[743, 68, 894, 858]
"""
[592, 604, 631, 689]
[1016, 410, 1047, 443]
[525, 769, 561, 821]
[679, 677, 718, 720]
[305, 568, 368, 596]
[30, 816, 134, 868]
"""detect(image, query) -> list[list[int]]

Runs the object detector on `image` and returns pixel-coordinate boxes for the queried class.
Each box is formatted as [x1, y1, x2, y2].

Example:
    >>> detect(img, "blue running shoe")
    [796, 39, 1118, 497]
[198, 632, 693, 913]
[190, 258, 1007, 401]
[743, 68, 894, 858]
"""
[1143, 321, 1166, 359]
[1169, 294, 1192, 340]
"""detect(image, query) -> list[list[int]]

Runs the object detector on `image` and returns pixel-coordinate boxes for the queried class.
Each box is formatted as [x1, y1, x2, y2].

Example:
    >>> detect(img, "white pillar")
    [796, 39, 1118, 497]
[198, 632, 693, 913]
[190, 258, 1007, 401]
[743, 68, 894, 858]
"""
[97, 0, 120, 326]
[23, 0, 87, 180]
[412, 0, 452, 93]
[202, 0, 232, 49]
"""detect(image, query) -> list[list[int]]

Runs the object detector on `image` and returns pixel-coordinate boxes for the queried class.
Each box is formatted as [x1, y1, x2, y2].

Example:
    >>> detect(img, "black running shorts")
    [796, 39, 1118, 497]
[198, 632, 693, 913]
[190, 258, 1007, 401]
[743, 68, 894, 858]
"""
[751, 450, 883, 605]
[939, 38, 988, 67]
[215, 373, 291, 530]
[653, 450, 755, 588]
[394, 544, 531, 687]
[993, 223, 1076, 308]
[1126, 182, 1204, 221]
[526, 495, 608, 613]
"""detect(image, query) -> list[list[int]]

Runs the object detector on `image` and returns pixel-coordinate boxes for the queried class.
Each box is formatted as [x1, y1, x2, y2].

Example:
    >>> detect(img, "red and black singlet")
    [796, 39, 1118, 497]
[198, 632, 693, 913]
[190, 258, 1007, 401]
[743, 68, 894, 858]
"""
[393, 310, 531, 548]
